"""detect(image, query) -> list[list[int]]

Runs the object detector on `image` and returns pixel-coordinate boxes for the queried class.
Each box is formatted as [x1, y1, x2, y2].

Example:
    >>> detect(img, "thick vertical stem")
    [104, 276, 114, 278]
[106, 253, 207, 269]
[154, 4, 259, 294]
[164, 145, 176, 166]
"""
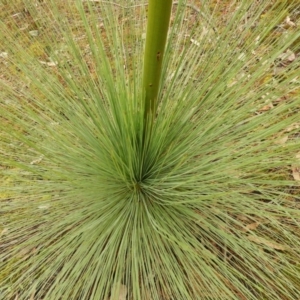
[143, 0, 173, 119]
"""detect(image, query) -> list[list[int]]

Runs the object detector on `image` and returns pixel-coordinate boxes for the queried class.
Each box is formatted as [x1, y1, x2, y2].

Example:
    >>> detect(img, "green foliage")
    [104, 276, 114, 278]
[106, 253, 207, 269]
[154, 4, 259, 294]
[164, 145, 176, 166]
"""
[0, 0, 300, 299]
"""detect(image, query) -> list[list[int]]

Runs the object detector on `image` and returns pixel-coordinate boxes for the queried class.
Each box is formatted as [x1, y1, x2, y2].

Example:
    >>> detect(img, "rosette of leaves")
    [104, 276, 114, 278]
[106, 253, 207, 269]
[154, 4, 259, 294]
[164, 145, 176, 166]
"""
[0, 0, 300, 299]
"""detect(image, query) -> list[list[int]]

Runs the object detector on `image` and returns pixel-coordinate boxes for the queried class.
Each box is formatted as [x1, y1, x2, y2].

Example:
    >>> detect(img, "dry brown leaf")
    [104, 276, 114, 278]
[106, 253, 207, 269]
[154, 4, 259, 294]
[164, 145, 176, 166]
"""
[278, 49, 296, 63]
[247, 235, 286, 251]
[292, 166, 300, 181]
[259, 102, 273, 112]
[236, 215, 249, 222]
[285, 16, 296, 27]
[30, 155, 44, 165]
[275, 135, 288, 145]
[285, 123, 300, 132]
[244, 222, 260, 232]
[274, 66, 286, 75]
[287, 50, 296, 62]
[39, 60, 57, 67]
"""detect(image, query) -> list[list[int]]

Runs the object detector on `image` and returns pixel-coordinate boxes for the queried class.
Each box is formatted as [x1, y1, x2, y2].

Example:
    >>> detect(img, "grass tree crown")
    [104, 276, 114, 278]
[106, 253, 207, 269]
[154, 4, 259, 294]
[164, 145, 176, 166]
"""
[0, 0, 300, 299]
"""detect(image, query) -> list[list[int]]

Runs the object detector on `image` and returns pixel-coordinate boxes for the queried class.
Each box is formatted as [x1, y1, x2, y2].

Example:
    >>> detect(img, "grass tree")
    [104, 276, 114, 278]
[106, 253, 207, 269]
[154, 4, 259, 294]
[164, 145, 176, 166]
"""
[0, 0, 300, 299]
